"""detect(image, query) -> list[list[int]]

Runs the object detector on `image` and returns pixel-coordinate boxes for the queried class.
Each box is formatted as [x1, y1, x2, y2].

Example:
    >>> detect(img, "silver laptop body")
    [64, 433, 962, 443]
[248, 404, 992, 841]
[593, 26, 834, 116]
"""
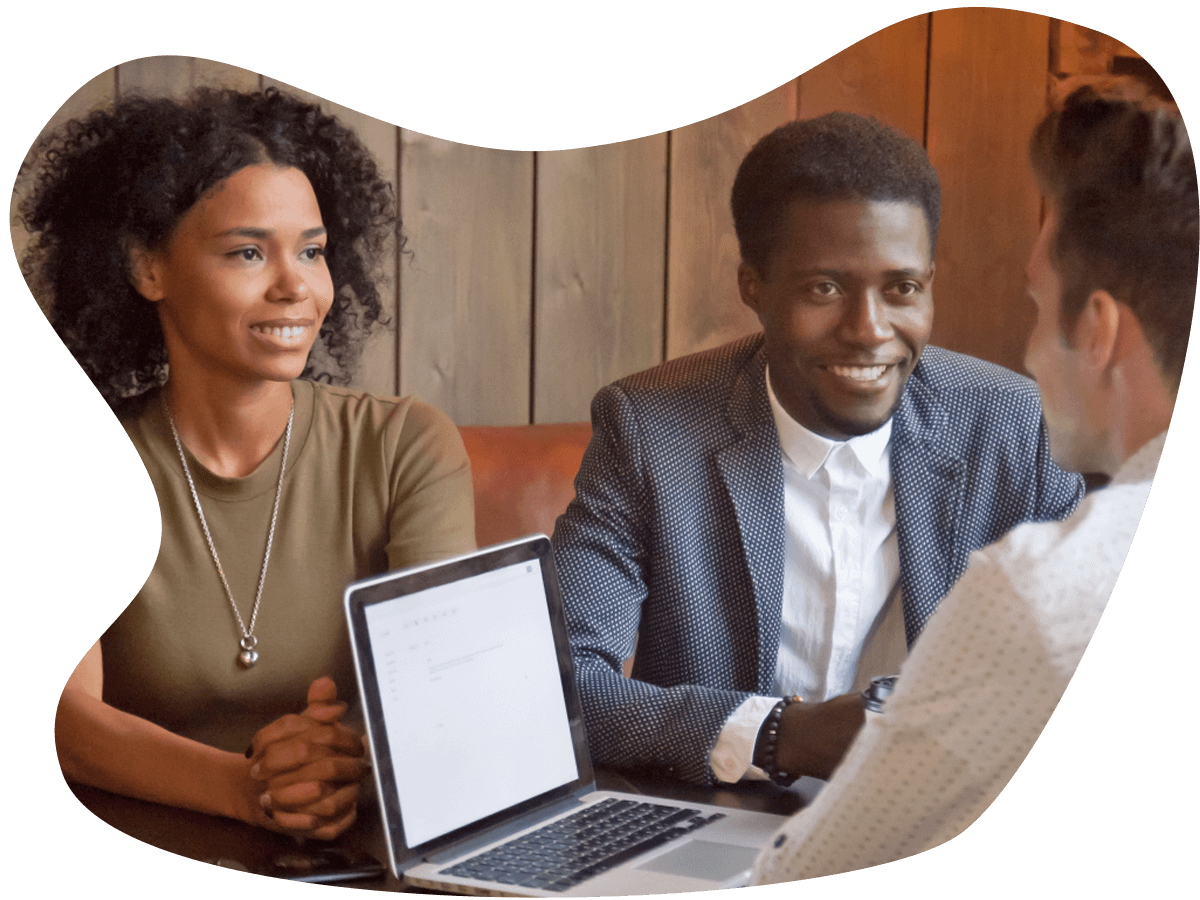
[344, 536, 788, 897]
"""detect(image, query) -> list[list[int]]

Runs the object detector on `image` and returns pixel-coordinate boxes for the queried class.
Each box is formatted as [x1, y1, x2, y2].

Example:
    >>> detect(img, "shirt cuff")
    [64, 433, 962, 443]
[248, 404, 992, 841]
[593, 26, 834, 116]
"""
[709, 695, 781, 783]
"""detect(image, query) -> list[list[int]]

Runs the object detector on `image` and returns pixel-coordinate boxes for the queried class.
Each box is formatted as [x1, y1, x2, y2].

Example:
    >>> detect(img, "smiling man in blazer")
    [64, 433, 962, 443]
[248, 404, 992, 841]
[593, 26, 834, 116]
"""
[552, 113, 1084, 787]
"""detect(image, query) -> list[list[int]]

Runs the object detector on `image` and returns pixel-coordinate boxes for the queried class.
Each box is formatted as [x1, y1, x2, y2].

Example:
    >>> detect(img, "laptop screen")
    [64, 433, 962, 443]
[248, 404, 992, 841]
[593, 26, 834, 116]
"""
[359, 550, 581, 847]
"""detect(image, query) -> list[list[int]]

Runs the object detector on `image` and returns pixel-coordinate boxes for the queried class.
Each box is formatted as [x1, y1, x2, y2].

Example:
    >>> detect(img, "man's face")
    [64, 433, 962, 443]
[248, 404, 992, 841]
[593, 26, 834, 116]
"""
[1023, 207, 1094, 472]
[740, 199, 935, 439]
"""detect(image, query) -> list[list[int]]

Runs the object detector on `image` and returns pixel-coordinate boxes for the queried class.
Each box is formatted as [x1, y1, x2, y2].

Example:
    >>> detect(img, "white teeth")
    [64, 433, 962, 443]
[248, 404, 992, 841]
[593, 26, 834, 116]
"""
[255, 325, 306, 343]
[830, 365, 887, 382]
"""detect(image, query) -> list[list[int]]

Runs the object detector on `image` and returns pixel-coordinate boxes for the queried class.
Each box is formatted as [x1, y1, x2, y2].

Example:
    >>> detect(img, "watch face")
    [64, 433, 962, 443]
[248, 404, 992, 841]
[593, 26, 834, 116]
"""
[861, 675, 898, 713]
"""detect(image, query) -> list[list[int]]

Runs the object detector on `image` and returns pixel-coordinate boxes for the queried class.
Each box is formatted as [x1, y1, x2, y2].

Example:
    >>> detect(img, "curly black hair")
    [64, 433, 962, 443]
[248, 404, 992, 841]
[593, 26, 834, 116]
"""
[731, 113, 941, 278]
[1030, 77, 1196, 389]
[17, 86, 398, 408]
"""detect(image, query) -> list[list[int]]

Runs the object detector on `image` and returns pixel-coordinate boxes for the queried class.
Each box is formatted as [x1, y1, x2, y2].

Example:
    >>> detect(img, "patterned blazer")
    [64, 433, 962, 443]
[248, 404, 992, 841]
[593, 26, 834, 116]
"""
[552, 334, 1084, 785]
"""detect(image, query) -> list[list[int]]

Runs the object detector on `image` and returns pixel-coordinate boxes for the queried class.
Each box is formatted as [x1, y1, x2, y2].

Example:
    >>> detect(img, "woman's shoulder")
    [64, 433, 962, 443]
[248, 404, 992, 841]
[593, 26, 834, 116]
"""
[303, 380, 463, 452]
[114, 389, 167, 461]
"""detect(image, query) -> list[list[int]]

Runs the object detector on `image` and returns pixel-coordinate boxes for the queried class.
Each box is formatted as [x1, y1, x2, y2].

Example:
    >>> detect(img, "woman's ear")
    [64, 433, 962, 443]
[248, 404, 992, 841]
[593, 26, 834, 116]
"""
[127, 243, 165, 302]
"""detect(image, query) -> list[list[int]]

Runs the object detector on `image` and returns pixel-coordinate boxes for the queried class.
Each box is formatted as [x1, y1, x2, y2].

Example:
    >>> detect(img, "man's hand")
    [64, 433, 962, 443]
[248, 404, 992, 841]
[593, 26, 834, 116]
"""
[245, 677, 368, 839]
[774, 692, 865, 781]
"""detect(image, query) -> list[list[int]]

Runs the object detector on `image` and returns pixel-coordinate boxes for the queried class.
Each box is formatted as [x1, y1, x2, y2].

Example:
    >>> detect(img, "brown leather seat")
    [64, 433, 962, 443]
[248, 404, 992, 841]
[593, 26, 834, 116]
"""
[461, 421, 635, 675]
[459, 422, 592, 549]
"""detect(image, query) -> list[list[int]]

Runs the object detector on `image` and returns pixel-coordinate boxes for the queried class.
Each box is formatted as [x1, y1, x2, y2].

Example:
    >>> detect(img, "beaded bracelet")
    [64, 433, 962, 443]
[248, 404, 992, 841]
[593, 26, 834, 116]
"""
[754, 696, 800, 786]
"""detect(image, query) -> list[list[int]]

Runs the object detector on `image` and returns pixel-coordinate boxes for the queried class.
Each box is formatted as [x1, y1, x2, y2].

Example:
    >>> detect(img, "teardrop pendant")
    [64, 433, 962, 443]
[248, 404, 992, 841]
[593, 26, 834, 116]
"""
[239, 636, 259, 669]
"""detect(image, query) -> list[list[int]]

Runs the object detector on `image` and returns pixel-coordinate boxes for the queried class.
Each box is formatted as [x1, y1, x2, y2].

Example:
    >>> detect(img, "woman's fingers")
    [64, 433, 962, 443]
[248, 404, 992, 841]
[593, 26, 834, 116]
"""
[261, 783, 360, 837]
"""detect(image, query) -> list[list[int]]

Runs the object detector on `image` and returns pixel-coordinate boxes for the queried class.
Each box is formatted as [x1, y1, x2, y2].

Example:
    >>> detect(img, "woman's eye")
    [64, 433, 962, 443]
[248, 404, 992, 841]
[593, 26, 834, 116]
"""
[301, 246, 326, 261]
[229, 247, 262, 262]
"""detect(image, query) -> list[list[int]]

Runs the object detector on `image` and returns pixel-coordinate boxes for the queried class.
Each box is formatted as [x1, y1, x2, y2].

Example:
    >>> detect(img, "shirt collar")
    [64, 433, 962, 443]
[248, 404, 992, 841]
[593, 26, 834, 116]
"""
[765, 365, 893, 480]
[1111, 430, 1167, 487]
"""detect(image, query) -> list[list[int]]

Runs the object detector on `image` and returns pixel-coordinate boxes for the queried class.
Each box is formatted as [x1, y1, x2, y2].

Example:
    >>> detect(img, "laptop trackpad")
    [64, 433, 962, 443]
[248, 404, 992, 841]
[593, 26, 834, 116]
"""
[636, 840, 759, 881]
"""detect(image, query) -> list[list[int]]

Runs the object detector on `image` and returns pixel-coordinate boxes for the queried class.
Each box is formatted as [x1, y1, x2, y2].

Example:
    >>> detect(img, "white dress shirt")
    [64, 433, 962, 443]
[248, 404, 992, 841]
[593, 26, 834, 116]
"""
[709, 369, 907, 782]
[751, 432, 1163, 881]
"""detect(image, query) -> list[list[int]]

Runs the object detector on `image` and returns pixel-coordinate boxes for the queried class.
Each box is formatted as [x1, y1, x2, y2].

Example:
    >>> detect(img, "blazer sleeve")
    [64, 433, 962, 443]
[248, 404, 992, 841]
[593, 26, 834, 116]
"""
[552, 385, 754, 786]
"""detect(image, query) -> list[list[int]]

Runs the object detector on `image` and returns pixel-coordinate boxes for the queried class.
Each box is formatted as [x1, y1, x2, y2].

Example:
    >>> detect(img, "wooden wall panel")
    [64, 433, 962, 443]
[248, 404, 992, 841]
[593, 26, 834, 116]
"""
[534, 135, 667, 423]
[926, 8, 1051, 374]
[798, 14, 929, 142]
[18, 18, 1084, 426]
[400, 131, 534, 425]
[118, 56, 260, 97]
[667, 83, 796, 359]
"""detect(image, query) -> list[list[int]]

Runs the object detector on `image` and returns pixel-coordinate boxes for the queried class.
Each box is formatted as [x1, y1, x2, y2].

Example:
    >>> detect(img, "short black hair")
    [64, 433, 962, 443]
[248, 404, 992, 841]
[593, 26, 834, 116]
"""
[731, 113, 941, 277]
[18, 87, 397, 409]
[1030, 77, 1197, 388]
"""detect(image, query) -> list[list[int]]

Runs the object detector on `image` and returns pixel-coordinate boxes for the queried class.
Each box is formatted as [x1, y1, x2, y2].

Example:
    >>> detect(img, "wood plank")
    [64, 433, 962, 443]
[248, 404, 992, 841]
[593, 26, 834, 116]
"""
[534, 134, 667, 423]
[400, 131, 534, 426]
[666, 82, 797, 359]
[798, 13, 929, 142]
[926, 8, 1051, 374]
[117, 55, 260, 97]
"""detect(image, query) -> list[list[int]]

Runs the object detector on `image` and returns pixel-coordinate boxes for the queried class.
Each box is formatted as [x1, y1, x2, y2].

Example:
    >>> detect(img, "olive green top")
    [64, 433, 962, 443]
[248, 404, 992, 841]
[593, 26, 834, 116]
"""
[103, 380, 476, 752]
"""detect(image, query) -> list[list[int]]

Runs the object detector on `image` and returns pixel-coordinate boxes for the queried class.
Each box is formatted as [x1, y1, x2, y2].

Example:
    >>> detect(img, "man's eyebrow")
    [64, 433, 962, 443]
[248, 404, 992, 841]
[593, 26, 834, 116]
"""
[881, 266, 933, 279]
[215, 226, 327, 239]
[786, 266, 932, 279]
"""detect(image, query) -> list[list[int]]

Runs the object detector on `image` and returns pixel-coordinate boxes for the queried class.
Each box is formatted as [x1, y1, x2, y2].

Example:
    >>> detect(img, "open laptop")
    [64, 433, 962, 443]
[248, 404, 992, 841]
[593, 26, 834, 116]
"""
[344, 536, 789, 896]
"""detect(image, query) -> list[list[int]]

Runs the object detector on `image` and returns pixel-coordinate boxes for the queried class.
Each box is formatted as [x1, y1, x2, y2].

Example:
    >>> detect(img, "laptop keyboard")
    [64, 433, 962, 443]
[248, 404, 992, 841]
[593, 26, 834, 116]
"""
[441, 797, 724, 892]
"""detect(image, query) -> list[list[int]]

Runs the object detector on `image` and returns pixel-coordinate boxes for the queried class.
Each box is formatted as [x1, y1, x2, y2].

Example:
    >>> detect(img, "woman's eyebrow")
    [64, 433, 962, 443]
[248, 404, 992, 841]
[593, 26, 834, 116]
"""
[215, 226, 327, 239]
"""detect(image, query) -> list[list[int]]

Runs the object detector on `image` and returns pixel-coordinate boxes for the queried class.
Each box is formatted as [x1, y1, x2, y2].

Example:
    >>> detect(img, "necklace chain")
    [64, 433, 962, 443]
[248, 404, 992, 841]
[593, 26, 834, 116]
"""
[163, 394, 293, 668]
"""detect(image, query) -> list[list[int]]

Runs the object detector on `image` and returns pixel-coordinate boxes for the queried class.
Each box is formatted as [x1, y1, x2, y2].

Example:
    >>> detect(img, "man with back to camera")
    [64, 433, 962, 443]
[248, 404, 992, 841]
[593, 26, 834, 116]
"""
[551, 112, 1085, 787]
[752, 77, 1196, 880]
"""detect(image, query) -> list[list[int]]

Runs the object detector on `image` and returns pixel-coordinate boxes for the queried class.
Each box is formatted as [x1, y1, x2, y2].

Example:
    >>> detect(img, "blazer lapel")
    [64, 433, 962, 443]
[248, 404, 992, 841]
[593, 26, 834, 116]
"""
[714, 347, 787, 694]
[891, 361, 967, 647]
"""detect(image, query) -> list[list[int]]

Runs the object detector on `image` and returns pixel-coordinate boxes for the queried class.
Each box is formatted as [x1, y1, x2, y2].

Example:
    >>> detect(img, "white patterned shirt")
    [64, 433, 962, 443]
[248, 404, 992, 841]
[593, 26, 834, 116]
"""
[751, 432, 1163, 882]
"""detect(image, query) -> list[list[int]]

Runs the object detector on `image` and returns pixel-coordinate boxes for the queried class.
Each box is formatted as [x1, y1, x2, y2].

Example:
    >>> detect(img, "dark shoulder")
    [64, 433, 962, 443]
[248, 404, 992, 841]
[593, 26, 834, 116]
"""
[911, 345, 1040, 403]
[901, 346, 1050, 451]
[604, 333, 764, 405]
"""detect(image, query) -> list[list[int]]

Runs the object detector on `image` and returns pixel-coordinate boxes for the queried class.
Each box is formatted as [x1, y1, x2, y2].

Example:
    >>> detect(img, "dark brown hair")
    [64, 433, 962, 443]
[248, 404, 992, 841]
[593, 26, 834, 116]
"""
[1029, 77, 1197, 388]
[18, 87, 398, 409]
[731, 113, 941, 278]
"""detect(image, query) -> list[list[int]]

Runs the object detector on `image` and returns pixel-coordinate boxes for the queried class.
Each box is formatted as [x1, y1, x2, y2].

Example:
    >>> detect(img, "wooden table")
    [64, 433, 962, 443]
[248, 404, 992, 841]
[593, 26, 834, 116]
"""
[69, 769, 809, 891]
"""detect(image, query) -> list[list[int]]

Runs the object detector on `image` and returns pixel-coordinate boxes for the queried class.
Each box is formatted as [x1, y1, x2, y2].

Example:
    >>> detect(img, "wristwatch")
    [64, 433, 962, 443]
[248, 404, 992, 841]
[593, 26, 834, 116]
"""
[861, 675, 898, 715]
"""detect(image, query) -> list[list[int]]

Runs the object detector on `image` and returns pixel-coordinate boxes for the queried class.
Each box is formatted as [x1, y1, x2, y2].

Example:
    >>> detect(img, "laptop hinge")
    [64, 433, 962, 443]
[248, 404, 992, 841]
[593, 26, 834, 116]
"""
[424, 793, 587, 865]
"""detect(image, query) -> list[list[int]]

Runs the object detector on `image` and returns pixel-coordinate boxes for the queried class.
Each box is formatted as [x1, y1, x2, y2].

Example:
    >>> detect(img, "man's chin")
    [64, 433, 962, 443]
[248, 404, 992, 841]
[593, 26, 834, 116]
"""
[815, 395, 905, 440]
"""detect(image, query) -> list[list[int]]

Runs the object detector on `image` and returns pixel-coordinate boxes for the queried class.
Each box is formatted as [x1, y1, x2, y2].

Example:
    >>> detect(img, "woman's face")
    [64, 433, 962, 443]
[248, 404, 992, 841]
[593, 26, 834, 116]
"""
[134, 164, 334, 388]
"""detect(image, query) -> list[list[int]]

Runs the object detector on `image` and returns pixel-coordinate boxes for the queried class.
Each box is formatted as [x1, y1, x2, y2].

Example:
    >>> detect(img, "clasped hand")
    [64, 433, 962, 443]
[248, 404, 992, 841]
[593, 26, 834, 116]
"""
[245, 676, 367, 839]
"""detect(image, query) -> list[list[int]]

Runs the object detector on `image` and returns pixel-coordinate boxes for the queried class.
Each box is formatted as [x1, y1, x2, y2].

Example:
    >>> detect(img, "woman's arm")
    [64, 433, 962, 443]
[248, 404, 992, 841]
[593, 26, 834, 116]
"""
[56, 642, 364, 839]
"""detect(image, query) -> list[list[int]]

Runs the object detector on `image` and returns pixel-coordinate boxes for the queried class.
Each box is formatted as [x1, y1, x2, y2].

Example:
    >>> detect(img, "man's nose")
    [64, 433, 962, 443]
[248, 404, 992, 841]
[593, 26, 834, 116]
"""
[839, 293, 892, 345]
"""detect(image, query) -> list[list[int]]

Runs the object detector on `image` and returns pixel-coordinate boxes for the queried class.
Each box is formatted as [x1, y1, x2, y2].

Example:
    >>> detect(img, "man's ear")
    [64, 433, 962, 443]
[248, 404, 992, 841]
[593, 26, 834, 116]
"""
[127, 243, 165, 302]
[738, 261, 762, 314]
[1074, 288, 1121, 374]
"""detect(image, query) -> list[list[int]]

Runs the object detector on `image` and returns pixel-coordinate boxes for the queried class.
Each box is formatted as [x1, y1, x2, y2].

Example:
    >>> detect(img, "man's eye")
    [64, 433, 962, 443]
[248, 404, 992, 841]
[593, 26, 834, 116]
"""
[892, 282, 921, 296]
[811, 282, 839, 296]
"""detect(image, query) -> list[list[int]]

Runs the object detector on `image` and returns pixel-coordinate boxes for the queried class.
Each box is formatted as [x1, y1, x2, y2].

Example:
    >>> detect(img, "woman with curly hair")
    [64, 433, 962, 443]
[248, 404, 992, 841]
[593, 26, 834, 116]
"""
[20, 87, 475, 839]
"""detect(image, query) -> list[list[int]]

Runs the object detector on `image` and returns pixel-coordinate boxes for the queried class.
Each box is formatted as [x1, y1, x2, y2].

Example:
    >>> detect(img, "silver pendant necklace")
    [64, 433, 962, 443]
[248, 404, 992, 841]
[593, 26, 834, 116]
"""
[164, 394, 293, 670]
